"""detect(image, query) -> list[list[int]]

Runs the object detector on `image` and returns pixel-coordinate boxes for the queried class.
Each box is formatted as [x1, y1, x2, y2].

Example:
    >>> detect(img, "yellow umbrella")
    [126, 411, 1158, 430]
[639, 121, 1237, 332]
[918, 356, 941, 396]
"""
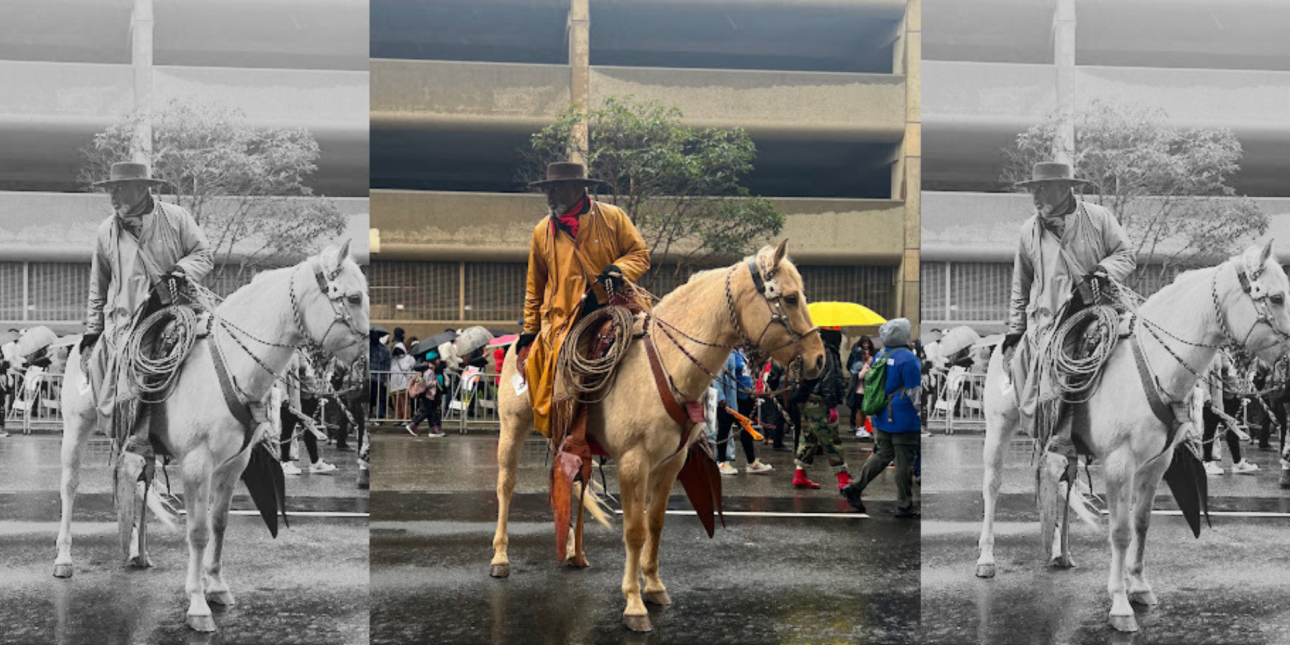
[807, 301, 887, 327]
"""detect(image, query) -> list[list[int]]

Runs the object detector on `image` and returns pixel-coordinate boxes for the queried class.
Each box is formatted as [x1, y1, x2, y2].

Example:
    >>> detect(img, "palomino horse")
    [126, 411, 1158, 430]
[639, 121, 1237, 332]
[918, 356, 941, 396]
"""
[490, 241, 825, 632]
[975, 241, 1290, 632]
[53, 241, 368, 632]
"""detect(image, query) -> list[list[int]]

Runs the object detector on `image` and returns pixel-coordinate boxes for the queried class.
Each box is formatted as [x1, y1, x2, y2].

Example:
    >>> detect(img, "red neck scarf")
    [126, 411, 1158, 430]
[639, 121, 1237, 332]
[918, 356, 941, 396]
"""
[553, 196, 589, 238]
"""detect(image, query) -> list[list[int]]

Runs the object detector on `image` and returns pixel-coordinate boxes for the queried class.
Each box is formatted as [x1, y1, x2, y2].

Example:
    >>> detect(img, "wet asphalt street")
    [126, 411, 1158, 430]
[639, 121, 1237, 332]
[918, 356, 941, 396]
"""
[921, 434, 1290, 645]
[0, 435, 370, 645]
[369, 430, 921, 645]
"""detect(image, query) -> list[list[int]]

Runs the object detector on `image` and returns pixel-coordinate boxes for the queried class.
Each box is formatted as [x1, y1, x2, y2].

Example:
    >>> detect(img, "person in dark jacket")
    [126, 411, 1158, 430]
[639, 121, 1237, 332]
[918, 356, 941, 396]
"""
[792, 328, 852, 490]
[369, 333, 391, 421]
[843, 318, 922, 517]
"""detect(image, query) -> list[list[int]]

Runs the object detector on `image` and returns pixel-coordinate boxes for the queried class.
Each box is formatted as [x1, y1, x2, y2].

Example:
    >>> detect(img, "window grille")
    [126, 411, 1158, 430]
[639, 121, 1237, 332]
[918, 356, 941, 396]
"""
[921, 261, 947, 320]
[797, 265, 896, 318]
[0, 263, 22, 320]
[463, 262, 527, 322]
[948, 262, 1012, 322]
[369, 261, 459, 320]
[28, 263, 90, 322]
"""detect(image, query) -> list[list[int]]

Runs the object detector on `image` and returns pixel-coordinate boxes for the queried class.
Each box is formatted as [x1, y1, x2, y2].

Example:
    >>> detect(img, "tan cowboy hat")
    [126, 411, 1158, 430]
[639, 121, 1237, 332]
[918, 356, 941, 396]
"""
[527, 162, 607, 189]
[1015, 161, 1092, 189]
[91, 161, 169, 188]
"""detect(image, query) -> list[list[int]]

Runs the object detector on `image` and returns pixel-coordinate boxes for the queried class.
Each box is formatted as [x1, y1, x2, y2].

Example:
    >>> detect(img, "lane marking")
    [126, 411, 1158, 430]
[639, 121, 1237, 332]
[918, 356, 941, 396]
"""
[1104, 509, 1290, 519]
[613, 509, 868, 519]
[178, 510, 369, 518]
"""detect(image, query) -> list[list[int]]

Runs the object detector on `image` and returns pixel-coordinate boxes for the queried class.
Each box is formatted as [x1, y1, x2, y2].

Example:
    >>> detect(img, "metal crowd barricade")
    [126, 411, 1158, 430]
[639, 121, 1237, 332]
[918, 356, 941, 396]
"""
[929, 368, 987, 433]
[367, 369, 417, 425]
[3, 369, 66, 434]
[442, 368, 501, 433]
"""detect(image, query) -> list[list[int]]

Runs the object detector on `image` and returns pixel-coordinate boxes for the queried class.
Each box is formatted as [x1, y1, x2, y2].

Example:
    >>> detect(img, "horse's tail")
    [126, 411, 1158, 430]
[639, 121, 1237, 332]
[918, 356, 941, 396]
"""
[1062, 477, 1100, 528]
[144, 480, 179, 530]
[575, 479, 613, 530]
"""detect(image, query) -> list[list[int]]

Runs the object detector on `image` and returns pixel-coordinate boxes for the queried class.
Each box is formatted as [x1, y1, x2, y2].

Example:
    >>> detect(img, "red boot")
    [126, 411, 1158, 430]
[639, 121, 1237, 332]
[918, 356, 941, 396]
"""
[836, 471, 853, 490]
[792, 468, 820, 489]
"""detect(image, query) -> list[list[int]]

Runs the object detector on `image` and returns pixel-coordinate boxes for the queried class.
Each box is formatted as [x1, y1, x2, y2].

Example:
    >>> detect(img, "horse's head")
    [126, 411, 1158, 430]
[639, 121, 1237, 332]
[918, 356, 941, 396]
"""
[727, 240, 825, 380]
[1219, 239, 1290, 365]
[295, 239, 369, 365]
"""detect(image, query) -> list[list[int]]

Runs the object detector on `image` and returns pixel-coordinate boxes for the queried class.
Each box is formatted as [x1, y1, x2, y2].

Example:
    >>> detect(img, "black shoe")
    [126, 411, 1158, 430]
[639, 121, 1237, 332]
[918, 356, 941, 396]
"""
[772, 445, 790, 452]
[894, 506, 920, 519]
[336, 444, 355, 452]
[841, 484, 865, 513]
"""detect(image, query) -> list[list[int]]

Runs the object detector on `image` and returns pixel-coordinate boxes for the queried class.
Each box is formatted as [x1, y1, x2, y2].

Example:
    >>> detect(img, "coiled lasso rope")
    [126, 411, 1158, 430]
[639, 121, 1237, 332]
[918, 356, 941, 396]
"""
[125, 305, 202, 404]
[1045, 277, 1143, 404]
[556, 303, 638, 403]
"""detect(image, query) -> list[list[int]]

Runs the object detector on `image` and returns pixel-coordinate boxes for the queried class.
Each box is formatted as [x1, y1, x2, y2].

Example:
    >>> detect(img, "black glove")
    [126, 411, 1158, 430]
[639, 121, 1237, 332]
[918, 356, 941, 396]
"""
[80, 332, 101, 353]
[1081, 267, 1111, 303]
[1001, 332, 1023, 353]
[154, 270, 185, 305]
[516, 333, 537, 354]
[596, 265, 624, 296]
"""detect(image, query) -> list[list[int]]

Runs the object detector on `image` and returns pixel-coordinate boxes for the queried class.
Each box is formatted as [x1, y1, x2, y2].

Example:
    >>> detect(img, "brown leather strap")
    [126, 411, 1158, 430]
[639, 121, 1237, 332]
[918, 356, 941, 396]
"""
[643, 333, 690, 427]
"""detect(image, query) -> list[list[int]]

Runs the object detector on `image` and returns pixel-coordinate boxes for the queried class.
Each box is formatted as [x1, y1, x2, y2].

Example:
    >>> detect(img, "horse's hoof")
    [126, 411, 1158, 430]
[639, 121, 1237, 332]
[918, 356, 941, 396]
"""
[187, 614, 217, 633]
[1128, 590, 1158, 607]
[567, 556, 591, 569]
[1049, 555, 1076, 569]
[128, 555, 153, 569]
[643, 590, 672, 606]
[489, 563, 510, 578]
[206, 590, 236, 606]
[1109, 614, 1139, 633]
[974, 563, 996, 578]
[623, 614, 653, 633]
[53, 563, 73, 578]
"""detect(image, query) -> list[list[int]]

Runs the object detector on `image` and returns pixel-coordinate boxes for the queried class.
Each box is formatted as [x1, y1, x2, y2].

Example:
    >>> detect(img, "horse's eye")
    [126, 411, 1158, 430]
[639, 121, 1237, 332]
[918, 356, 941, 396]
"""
[1272, 293, 1286, 306]
[347, 294, 363, 305]
[784, 294, 799, 306]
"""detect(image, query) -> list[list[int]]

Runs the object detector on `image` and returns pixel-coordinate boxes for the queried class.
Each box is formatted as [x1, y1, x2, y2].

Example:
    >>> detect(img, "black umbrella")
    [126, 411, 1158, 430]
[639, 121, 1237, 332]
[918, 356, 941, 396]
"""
[412, 330, 457, 358]
[369, 323, 388, 338]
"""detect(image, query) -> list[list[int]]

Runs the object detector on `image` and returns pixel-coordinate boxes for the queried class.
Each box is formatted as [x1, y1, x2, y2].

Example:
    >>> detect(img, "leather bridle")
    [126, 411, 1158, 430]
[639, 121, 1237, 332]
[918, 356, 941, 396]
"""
[724, 255, 821, 385]
[292, 257, 367, 357]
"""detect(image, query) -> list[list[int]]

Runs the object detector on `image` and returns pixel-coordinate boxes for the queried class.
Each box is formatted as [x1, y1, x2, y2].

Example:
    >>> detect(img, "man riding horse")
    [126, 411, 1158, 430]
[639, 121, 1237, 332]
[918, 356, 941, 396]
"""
[1002, 161, 1135, 471]
[82, 161, 214, 486]
[517, 161, 650, 440]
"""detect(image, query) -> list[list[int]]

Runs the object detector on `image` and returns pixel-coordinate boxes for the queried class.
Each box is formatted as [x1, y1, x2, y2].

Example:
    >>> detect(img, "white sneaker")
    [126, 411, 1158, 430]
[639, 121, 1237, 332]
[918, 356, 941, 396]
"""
[718, 462, 738, 476]
[1203, 461, 1223, 476]
[745, 460, 774, 474]
[281, 462, 302, 476]
[855, 428, 873, 439]
[1231, 460, 1259, 475]
[310, 460, 338, 475]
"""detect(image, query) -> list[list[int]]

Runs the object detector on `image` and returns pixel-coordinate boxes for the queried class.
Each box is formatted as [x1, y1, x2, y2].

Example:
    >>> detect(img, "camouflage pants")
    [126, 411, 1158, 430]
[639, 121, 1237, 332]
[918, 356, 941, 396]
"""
[795, 400, 847, 473]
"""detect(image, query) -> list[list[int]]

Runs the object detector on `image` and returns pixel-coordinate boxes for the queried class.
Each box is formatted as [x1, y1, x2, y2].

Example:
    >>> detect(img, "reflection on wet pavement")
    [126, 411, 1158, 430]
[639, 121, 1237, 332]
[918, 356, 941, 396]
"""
[370, 432, 921, 644]
[921, 434, 1290, 645]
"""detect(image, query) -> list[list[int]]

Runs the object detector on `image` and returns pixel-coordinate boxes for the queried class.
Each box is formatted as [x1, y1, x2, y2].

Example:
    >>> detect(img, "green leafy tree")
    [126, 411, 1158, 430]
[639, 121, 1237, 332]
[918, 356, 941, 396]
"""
[1003, 100, 1266, 287]
[80, 100, 347, 279]
[523, 97, 784, 282]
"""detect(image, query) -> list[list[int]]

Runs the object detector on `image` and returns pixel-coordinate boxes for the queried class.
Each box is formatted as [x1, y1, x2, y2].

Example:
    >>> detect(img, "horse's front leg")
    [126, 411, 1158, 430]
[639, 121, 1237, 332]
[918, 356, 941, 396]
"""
[567, 481, 590, 568]
[204, 457, 245, 607]
[490, 403, 528, 578]
[975, 410, 1013, 578]
[1103, 451, 1138, 632]
[1127, 454, 1170, 608]
[53, 408, 93, 578]
[618, 452, 651, 632]
[182, 456, 216, 632]
[641, 452, 685, 606]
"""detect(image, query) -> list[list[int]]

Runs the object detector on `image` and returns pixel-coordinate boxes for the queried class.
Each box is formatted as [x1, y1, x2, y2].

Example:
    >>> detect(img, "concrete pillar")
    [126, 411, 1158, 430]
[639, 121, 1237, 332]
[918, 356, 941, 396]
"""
[130, 0, 155, 164]
[896, 0, 921, 334]
[1053, 0, 1076, 164]
[568, 0, 590, 164]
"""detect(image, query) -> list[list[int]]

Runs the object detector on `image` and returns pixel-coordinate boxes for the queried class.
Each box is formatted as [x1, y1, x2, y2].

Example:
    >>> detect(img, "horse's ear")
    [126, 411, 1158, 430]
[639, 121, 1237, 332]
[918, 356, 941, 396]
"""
[1260, 238, 1275, 266]
[771, 238, 788, 268]
[336, 239, 352, 266]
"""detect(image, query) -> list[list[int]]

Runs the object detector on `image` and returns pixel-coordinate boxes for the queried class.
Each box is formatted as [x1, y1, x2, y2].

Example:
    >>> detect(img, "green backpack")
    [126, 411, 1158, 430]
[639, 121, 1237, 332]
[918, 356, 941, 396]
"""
[861, 349, 907, 417]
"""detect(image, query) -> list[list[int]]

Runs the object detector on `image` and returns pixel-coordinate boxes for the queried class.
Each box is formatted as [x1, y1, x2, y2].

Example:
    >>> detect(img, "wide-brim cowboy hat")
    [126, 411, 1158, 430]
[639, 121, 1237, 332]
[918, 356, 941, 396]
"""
[528, 161, 608, 189]
[91, 161, 169, 188]
[1015, 161, 1093, 188]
